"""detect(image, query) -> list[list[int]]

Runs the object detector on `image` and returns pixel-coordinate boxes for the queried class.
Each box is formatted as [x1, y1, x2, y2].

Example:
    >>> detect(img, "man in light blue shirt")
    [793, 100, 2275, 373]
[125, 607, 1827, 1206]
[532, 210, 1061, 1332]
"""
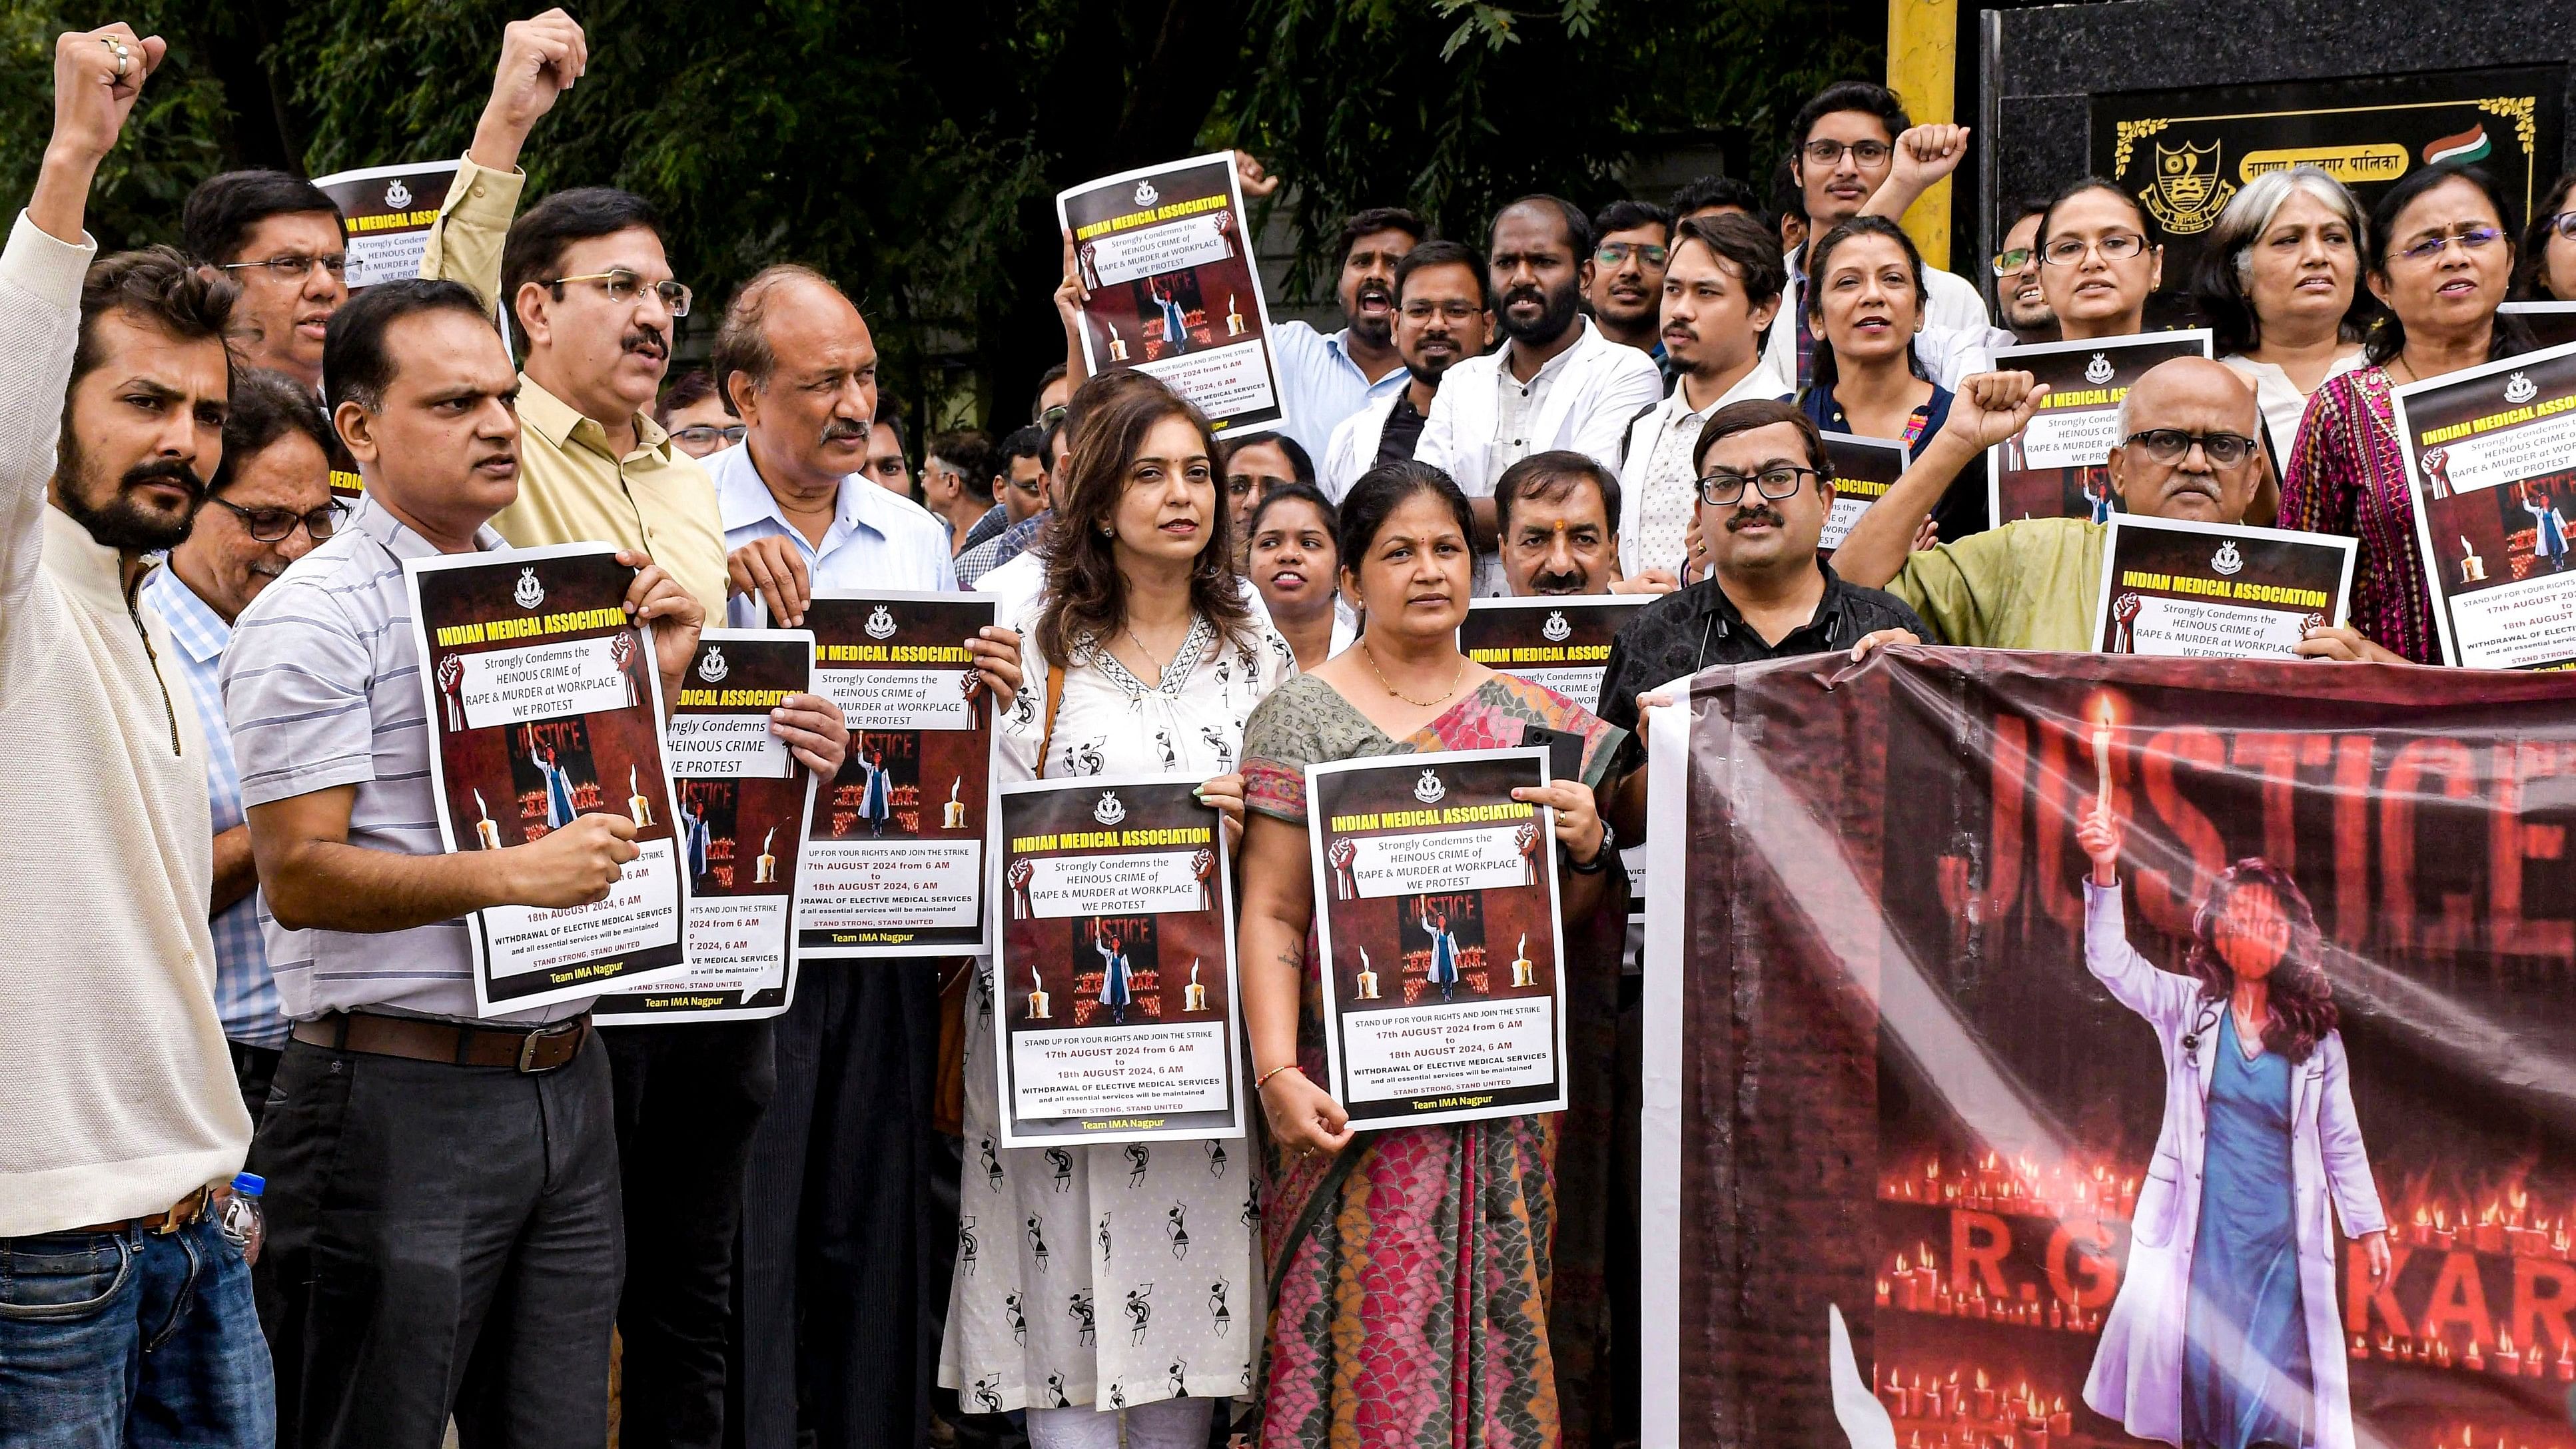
[1264, 205, 1426, 461]
[142, 366, 341, 1124]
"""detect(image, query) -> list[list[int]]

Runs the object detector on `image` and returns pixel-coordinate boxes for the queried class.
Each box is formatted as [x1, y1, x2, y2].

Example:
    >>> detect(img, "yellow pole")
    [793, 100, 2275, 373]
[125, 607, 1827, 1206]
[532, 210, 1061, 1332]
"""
[1886, 0, 1959, 271]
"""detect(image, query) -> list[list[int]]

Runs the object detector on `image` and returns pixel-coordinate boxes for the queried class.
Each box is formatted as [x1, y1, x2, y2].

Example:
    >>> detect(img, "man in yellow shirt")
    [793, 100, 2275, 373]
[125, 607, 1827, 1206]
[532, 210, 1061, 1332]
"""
[415, 7, 728, 620]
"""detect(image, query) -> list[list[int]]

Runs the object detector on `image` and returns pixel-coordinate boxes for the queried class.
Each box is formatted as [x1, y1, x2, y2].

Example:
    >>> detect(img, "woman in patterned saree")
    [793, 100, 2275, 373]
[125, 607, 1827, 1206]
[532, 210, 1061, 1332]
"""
[1234, 460, 1631, 1448]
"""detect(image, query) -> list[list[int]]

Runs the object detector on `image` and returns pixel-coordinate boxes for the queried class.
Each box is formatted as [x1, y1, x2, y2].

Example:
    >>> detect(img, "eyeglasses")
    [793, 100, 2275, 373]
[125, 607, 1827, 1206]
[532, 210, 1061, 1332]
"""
[672, 424, 745, 448]
[1037, 404, 1069, 427]
[545, 270, 693, 316]
[1697, 465, 1824, 506]
[1990, 246, 2036, 276]
[2393, 225, 2505, 264]
[1400, 300, 1484, 322]
[1801, 139, 1893, 169]
[207, 496, 346, 542]
[2122, 428, 2258, 468]
[2550, 211, 2576, 242]
[220, 253, 348, 281]
[1595, 242, 1669, 268]
[2042, 233, 2150, 266]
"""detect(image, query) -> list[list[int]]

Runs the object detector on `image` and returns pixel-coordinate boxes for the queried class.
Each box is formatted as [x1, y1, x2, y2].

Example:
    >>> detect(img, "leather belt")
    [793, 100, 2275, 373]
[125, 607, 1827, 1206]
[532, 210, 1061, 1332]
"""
[72, 1184, 215, 1236]
[293, 1009, 592, 1073]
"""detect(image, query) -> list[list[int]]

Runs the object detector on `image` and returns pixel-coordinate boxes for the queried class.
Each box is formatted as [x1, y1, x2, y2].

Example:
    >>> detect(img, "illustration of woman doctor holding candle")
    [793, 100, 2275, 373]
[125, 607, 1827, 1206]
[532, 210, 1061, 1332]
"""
[2074, 775, 2389, 1449]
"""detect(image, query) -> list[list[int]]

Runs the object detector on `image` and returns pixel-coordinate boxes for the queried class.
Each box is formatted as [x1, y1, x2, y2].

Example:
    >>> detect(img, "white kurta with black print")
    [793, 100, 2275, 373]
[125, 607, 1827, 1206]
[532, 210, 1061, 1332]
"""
[939, 610, 1295, 1414]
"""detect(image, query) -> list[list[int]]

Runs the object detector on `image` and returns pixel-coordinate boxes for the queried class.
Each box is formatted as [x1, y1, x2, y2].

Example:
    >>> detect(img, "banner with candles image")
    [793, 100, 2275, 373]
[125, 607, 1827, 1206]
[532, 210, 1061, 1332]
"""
[1636, 647, 2576, 1449]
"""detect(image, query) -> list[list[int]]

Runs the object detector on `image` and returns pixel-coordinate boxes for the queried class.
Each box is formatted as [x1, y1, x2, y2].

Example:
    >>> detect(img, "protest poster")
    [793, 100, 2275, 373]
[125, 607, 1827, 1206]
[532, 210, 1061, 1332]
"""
[1458, 595, 1650, 919]
[405, 543, 685, 1013]
[310, 160, 457, 290]
[1057, 151, 1288, 437]
[991, 775, 1241, 1147]
[2499, 300, 2576, 351]
[1306, 747, 1567, 1128]
[798, 592, 997, 958]
[2090, 514, 2357, 657]
[1639, 648, 2576, 1449]
[2390, 338, 2576, 670]
[1818, 431, 1911, 558]
[1987, 331, 2214, 526]
[595, 630, 816, 1024]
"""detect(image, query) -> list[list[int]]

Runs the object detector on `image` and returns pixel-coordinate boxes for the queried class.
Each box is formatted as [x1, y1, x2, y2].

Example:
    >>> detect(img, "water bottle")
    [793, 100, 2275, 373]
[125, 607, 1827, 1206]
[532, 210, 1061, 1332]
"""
[218, 1173, 264, 1264]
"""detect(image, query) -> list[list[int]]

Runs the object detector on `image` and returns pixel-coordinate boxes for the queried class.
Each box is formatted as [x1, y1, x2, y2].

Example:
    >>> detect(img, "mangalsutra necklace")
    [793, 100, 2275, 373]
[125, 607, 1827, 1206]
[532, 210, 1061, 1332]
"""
[1360, 639, 1466, 708]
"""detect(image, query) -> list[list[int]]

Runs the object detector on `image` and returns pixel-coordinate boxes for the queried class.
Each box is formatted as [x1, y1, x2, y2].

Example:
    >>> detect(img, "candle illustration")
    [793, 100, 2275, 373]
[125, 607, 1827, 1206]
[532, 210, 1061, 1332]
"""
[1105, 320, 1128, 362]
[1027, 962, 1051, 1019]
[943, 776, 966, 829]
[628, 765, 654, 826]
[2090, 700, 2113, 811]
[754, 825, 777, 883]
[1354, 946, 1380, 1000]
[1183, 959, 1207, 1013]
[473, 789, 502, 849]
[2460, 534, 2487, 582]
[1509, 932, 1534, 987]
[1225, 292, 1245, 336]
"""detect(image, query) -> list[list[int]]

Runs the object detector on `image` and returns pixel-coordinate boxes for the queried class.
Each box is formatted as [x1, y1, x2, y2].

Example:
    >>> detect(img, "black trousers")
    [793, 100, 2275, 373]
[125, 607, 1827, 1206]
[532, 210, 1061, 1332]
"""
[727, 963, 947, 1449]
[250, 1031, 623, 1449]
[229, 1041, 281, 1129]
[606, 1021, 777, 1449]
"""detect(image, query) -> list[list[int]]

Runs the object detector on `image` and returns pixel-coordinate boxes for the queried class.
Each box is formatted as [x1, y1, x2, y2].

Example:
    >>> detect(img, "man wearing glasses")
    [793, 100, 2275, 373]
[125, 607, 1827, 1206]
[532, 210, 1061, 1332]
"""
[144, 368, 344, 1126]
[1318, 239, 1492, 502]
[1586, 199, 1674, 356]
[1766, 81, 1997, 390]
[416, 8, 730, 626]
[1990, 198, 2060, 344]
[183, 169, 348, 394]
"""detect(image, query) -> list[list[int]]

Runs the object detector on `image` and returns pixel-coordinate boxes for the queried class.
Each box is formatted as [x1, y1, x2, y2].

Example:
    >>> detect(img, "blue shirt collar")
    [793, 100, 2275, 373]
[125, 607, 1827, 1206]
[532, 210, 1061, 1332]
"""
[143, 565, 230, 666]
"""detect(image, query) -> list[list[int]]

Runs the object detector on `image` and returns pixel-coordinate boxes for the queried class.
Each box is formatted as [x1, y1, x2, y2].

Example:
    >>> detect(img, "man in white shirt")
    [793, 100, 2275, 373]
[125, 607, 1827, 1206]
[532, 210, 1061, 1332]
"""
[1619, 213, 1794, 581]
[1250, 193, 1426, 460]
[1320, 239, 1492, 502]
[1769, 82, 1994, 390]
[1416, 196, 1665, 594]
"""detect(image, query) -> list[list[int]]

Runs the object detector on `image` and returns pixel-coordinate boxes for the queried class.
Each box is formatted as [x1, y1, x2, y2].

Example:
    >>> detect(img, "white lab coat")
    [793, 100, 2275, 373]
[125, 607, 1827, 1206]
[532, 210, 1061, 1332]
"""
[2079, 883, 2385, 1449]
[1414, 317, 1667, 503]
[1321, 390, 1404, 504]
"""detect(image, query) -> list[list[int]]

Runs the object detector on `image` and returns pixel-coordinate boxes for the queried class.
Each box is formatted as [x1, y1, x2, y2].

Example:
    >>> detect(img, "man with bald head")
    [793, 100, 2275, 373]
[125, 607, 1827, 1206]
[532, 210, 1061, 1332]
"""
[1833, 356, 2379, 655]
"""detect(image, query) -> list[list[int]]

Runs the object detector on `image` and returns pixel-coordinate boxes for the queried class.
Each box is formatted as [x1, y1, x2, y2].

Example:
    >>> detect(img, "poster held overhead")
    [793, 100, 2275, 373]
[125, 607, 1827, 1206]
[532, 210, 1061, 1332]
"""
[1985, 331, 2214, 526]
[596, 630, 819, 1023]
[1305, 747, 1568, 1129]
[404, 542, 687, 1015]
[1056, 151, 1289, 438]
[310, 159, 459, 290]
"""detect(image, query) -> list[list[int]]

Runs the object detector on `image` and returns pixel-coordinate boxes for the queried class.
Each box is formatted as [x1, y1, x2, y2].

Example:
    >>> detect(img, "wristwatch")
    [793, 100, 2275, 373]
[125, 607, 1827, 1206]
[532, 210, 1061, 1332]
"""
[1562, 821, 1614, 873]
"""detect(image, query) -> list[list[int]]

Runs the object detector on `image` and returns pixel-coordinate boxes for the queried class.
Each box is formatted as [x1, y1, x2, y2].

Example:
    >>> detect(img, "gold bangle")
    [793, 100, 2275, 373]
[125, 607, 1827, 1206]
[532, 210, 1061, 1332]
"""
[1254, 1063, 1305, 1093]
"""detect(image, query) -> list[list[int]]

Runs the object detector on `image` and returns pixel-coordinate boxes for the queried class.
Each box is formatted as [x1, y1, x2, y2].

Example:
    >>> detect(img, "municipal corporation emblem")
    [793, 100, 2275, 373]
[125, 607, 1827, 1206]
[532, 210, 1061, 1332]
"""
[1133, 181, 1159, 209]
[697, 646, 729, 684]
[2140, 140, 2234, 236]
[384, 179, 412, 210]
[2085, 352, 2116, 386]
[2210, 540, 2244, 577]
[2506, 371, 2538, 404]
[1540, 610, 1572, 642]
[1414, 769, 1446, 805]
[514, 566, 545, 610]
[865, 604, 897, 640]
[1094, 791, 1128, 825]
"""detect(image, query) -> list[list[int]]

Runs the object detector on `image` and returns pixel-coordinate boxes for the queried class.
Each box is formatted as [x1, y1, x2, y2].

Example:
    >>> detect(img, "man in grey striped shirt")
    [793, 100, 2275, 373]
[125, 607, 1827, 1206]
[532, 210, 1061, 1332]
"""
[222, 276, 843, 1448]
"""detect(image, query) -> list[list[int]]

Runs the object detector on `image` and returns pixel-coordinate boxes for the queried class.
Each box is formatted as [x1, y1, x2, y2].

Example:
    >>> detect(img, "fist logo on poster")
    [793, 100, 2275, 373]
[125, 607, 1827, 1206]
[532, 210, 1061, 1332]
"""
[2210, 540, 2244, 577]
[384, 179, 412, 209]
[1515, 821, 1539, 883]
[2109, 591, 2144, 654]
[514, 566, 546, 610]
[1094, 791, 1128, 826]
[2084, 352, 2116, 386]
[1191, 847, 1215, 911]
[1541, 610, 1572, 642]
[697, 646, 729, 684]
[1007, 857, 1036, 919]
[1328, 837, 1358, 899]
[1133, 180, 1159, 209]
[959, 668, 984, 702]
[1413, 769, 1446, 805]
[436, 653, 466, 731]
[2506, 370, 2538, 404]
[865, 605, 897, 640]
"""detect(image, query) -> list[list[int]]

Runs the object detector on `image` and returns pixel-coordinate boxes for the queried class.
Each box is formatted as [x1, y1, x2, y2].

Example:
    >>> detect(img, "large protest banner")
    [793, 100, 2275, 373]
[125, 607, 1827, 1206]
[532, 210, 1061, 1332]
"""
[1641, 648, 2576, 1448]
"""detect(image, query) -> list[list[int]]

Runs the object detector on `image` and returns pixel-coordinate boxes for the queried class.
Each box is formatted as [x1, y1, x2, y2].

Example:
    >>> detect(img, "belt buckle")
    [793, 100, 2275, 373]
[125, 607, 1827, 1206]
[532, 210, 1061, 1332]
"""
[517, 1028, 546, 1073]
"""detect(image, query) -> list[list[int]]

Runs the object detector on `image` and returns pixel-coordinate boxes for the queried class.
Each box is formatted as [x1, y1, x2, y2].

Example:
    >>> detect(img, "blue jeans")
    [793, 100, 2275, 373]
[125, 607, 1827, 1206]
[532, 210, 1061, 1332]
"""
[0, 1217, 274, 1447]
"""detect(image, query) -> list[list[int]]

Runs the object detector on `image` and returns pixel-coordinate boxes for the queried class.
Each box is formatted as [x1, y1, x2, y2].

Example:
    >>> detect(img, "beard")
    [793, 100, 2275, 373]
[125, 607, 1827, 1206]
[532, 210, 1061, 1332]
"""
[1346, 279, 1396, 348]
[1498, 278, 1582, 346]
[54, 433, 203, 553]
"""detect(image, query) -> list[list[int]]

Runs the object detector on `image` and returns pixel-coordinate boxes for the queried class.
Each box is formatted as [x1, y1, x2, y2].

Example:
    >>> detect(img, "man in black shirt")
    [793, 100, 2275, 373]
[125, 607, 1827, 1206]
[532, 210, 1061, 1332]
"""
[1597, 397, 1923, 843]
[1322, 240, 1492, 499]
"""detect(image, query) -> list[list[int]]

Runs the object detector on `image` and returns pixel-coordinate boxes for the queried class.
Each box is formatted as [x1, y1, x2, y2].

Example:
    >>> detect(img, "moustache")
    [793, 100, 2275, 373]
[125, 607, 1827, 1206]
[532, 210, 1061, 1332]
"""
[821, 418, 870, 444]
[1357, 280, 1393, 306]
[1503, 285, 1549, 312]
[123, 458, 205, 504]
[1725, 504, 1787, 532]
[622, 327, 669, 360]
[1531, 569, 1587, 592]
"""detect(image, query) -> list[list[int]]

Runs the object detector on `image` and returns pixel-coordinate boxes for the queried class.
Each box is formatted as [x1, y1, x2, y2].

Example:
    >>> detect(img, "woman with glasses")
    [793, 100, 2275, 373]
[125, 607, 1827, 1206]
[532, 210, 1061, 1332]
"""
[2036, 178, 2164, 340]
[2513, 172, 2576, 301]
[1235, 460, 1627, 1448]
[1798, 217, 1990, 540]
[651, 369, 741, 459]
[2282, 163, 2531, 664]
[2193, 168, 2373, 462]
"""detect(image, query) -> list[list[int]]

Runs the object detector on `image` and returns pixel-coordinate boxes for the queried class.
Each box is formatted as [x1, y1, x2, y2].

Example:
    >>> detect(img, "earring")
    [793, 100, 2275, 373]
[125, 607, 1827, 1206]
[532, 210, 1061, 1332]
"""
[1099, 524, 1114, 536]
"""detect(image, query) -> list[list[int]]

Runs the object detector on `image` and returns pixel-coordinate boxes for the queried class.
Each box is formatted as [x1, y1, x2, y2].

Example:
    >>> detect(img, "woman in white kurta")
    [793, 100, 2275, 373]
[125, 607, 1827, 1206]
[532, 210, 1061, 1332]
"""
[2074, 801, 2389, 1449]
[941, 384, 1294, 1448]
